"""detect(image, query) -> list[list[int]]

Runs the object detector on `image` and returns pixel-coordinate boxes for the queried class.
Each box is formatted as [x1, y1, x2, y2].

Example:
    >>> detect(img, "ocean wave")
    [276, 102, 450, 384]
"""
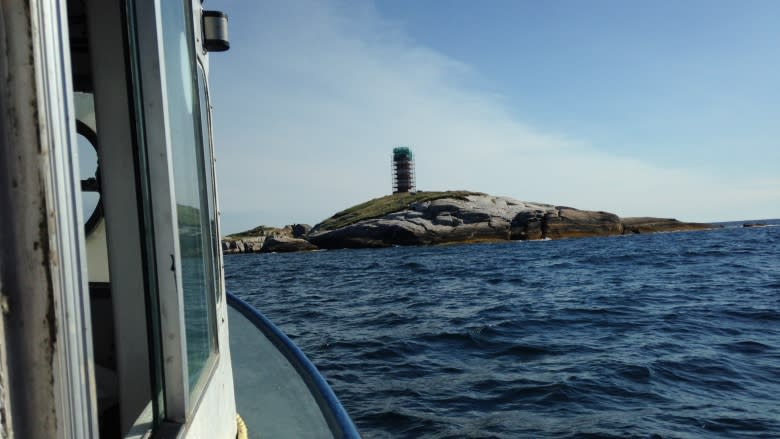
[228, 223, 780, 438]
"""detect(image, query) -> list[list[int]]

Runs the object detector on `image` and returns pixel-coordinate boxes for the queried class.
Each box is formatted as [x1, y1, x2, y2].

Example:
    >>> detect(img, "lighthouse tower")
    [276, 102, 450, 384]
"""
[392, 147, 415, 194]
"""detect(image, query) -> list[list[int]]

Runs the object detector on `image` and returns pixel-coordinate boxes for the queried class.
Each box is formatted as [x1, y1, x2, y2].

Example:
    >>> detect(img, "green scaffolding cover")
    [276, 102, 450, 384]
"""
[393, 146, 413, 161]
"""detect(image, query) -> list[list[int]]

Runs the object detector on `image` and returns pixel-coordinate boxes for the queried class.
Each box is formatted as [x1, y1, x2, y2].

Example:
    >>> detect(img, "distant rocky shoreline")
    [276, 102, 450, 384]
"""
[222, 192, 712, 254]
[222, 223, 316, 254]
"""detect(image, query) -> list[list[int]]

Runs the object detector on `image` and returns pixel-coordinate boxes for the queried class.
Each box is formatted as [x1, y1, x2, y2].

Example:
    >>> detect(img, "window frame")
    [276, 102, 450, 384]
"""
[131, 0, 193, 422]
[129, 0, 227, 429]
[0, 0, 99, 437]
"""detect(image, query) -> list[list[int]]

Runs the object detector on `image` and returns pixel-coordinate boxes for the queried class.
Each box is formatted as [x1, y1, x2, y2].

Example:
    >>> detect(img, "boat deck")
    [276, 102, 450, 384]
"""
[227, 293, 360, 439]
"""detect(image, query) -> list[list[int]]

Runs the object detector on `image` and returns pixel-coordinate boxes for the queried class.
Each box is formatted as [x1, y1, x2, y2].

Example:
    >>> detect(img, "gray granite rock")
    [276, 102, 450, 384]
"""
[261, 236, 318, 253]
[243, 238, 265, 253]
[622, 217, 711, 234]
[307, 194, 711, 250]
[225, 194, 712, 253]
[544, 207, 623, 239]
[309, 195, 559, 249]
[291, 224, 312, 238]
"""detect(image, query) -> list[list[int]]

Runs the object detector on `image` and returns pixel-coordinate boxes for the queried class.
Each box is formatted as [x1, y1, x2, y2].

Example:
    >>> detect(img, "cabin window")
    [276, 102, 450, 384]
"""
[74, 91, 110, 282]
[67, 0, 228, 433]
[197, 64, 222, 304]
[74, 93, 101, 235]
[161, 0, 219, 396]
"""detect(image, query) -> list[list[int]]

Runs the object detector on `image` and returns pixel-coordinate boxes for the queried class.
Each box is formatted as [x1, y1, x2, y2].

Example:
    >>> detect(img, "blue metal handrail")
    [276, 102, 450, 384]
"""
[226, 292, 361, 439]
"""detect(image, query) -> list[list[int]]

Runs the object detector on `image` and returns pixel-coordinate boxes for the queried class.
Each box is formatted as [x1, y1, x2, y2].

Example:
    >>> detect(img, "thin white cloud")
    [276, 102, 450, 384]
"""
[212, 0, 779, 233]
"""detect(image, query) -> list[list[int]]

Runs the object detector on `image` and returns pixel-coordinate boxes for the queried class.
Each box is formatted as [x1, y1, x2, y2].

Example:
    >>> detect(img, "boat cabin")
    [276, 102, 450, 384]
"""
[0, 0, 358, 438]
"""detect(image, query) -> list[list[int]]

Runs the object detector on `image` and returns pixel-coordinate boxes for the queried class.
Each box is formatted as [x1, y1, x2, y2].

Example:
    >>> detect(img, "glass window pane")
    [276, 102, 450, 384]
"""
[124, 2, 166, 427]
[74, 92, 102, 234]
[76, 133, 99, 224]
[196, 66, 221, 303]
[160, 0, 218, 396]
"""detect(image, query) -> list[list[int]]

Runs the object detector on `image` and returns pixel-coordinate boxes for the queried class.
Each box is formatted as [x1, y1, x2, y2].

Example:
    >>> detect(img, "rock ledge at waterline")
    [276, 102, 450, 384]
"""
[222, 192, 712, 253]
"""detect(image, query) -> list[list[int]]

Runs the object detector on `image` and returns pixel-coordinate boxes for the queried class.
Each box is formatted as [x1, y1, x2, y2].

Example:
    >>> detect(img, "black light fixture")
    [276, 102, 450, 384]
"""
[202, 11, 229, 52]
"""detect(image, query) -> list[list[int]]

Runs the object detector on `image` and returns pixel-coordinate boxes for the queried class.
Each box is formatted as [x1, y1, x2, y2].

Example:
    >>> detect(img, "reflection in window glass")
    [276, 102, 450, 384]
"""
[74, 92, 101, 231]
[197, 66, 221, 303]
[160, 0, 218, 396]
[124, 2, 167, 426]
[77, 132, 100, 224]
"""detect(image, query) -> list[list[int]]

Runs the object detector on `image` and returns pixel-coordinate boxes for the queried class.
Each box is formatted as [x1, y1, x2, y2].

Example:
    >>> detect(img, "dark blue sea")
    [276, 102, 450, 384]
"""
[225, 221, 780, 438]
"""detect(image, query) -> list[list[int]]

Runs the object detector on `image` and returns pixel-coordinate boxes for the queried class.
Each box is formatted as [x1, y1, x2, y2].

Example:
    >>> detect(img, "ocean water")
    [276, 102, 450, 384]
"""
[225, 221, 780, 438]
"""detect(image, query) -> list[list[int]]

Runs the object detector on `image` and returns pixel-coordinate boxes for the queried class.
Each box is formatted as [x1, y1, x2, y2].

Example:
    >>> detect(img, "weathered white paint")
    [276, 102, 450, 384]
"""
[181, 298, 236, 438]
[131, 0, 191, 423]
[83, 0, 153, 431]
[0, 0, 99, 437]
[1, 0, 238, 436]
[127, 0, 237, 436]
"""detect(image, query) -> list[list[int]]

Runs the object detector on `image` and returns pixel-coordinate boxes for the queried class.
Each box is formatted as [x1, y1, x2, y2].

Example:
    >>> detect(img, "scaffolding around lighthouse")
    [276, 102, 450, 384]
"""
[392, 147, 416, 194]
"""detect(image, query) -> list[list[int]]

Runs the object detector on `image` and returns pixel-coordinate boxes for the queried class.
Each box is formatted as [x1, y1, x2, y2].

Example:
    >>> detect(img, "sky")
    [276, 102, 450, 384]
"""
[209, 0, 780, 234]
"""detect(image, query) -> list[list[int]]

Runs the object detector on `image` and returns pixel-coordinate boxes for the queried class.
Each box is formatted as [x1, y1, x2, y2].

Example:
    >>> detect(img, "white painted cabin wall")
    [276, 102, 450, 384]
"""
[84, 0, 152, 431]
[0, 0, 100, 436]
[178, 2, 237, 435]
[182, 299, 237, 438]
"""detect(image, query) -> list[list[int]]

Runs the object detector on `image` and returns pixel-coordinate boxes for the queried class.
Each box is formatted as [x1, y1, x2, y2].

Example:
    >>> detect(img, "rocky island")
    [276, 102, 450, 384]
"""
[222, 191, 711, 253]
